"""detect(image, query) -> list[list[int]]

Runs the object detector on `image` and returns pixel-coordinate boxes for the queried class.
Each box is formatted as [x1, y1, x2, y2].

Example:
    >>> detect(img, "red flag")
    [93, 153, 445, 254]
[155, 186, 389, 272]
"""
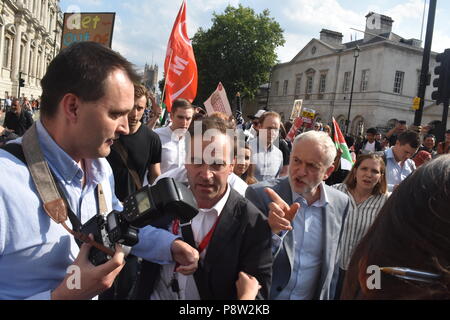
[164, 0, 198, 112]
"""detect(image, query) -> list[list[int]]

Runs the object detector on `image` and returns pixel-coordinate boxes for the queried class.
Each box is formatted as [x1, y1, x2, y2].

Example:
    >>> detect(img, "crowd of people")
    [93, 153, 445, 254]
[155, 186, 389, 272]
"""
[0, 42, 449, 301]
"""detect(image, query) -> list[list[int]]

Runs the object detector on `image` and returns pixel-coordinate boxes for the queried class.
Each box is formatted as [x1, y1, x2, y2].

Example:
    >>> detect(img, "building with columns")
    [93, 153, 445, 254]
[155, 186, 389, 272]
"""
[0, 0, 63, 100]
[268, 12, 450, 137]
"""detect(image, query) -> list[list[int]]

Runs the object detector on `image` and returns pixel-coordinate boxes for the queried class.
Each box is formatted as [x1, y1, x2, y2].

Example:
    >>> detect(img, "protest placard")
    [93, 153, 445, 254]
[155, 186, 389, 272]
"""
[204, 82, 232, 116]
[61, 13, 115, 50]
[290, 99, 303, 120]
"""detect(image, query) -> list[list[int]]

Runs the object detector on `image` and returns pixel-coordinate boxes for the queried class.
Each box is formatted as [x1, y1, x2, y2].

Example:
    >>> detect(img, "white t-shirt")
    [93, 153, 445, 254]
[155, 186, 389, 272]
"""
[362, 141, 376, 154]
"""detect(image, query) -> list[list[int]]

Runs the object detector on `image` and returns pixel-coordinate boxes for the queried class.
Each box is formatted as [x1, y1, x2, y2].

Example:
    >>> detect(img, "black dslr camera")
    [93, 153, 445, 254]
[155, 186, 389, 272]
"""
[80, 177, 198, 265]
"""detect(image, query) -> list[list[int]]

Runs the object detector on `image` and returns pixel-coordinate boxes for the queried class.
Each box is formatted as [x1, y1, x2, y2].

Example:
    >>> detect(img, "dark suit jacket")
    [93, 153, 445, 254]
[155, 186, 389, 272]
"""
[135, 188, 273, 300]
[246, 177, 349, 300]
[194, 189, 273, 300]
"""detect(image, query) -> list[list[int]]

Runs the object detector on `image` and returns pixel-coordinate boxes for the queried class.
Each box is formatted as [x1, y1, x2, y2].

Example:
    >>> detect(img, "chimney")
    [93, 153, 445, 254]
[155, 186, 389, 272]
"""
[364, 12, 394, 42]
[320, 29, 343, 47]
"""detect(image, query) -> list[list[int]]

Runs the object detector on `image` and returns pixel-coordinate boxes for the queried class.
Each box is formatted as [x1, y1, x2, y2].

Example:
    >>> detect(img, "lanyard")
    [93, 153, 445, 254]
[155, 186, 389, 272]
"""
[172, 216, 220, 255]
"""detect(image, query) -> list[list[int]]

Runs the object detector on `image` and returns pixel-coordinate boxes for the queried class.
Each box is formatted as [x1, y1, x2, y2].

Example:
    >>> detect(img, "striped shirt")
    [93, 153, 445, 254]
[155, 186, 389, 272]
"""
[332, 183, 389, 270]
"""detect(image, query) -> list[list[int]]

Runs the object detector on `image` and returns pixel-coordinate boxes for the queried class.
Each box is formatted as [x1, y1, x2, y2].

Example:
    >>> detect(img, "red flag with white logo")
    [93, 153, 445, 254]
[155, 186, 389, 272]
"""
[164, 0, 198, 112]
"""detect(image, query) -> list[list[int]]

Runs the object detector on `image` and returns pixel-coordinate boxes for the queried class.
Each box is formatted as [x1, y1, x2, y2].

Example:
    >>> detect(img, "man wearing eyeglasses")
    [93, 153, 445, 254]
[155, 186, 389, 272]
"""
[149, 116, 272, 300]
[249, 111, 283, 181]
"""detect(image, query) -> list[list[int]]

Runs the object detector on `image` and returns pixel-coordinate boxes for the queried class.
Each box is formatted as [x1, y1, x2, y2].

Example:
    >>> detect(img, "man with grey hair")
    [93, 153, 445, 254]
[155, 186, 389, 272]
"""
[246, 131, 349, 300]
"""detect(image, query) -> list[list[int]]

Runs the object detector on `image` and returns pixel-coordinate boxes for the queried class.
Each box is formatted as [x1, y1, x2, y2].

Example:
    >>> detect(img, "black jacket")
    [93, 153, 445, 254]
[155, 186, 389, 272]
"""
[3, 110, 34, 137]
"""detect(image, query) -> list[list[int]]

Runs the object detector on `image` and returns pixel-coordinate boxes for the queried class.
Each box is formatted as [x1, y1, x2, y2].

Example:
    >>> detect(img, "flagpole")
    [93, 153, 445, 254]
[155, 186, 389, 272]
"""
[162, 50, 174, 109]
[160, 51, 173, 126]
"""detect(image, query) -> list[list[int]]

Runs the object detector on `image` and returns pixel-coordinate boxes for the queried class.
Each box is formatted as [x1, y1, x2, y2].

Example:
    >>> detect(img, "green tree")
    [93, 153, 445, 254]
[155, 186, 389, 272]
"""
[192, 5, 285, 107]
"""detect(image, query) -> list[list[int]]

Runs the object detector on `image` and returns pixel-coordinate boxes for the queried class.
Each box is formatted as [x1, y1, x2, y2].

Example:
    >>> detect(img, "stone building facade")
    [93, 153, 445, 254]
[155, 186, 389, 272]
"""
[269, 12, 449, 136]
[0, 0, 63, 101]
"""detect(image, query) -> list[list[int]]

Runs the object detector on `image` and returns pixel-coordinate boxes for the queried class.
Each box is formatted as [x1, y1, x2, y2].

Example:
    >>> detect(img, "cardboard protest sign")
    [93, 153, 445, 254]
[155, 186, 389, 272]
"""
[286, 117, 304, 142]
[204, 82, 232, 116]
[301, 107, 316, 128]
[61, 13, 115, 50]
[290, 99, 303, 120]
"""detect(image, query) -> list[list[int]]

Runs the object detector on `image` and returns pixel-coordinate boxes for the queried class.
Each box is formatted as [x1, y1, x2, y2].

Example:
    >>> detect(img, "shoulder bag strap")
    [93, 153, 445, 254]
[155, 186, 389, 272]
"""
[111, 139, 142, 190]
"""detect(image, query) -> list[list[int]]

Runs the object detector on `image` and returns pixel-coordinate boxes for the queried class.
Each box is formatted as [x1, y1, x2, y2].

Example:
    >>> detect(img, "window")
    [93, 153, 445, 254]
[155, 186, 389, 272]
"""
[274, 81, 279, 96]
[33, 0, 38, 15]
[306, 75, 313, 94]
[3, 38, 10, 68]
[28, 51, 33, 75]
[50, 12, 55, 31]
[343, 71, 351, 92]
[283, 80, 288, 96]
[294, 75, 302, 97]
[37, 53, 41, 78]
[19, 44, 25, 72]
[360, 69, 370, 92]
[319, 74, 327, 93]
[393, 71, 404, 94]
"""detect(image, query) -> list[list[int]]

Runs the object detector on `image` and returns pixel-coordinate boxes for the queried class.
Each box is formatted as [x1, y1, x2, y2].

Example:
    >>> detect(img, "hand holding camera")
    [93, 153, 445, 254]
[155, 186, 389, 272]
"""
[80, 178, 199, 266]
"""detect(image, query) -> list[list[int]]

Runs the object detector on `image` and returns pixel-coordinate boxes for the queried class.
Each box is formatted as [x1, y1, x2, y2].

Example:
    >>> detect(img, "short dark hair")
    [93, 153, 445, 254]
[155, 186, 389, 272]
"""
[397, 130, 420, 149]
[40, 42, 140, 119]
[366, 127, 378, 135]
[187, 116, 236, 160]
[424, 134, 436, 140]
[171, 98, 193, 114]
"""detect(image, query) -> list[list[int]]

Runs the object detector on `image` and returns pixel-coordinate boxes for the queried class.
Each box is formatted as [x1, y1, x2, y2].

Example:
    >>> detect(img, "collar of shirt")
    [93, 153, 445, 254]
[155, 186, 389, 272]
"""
[165, 126, 186, 142]
[191, 183, 232, 249]
[36, 120, 108, 185]
[386, 147, 395, 160]
[291, 182, 329, 208]
[197, 182, 232, 216]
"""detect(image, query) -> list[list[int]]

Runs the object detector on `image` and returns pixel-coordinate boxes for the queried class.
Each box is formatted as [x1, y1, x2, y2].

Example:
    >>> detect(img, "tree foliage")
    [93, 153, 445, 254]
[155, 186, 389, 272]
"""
[191, 5, 285, 106]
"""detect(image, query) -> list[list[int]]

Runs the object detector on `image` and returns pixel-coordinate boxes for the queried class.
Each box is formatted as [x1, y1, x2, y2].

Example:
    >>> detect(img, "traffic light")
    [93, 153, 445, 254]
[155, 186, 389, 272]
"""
[431, 49, 450, 105]
[19, 78, 25, 87]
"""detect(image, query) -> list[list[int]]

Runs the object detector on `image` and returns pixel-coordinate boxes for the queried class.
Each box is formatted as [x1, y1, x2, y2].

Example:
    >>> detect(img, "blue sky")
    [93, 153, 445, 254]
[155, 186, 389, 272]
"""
[60, 0, 450, 83]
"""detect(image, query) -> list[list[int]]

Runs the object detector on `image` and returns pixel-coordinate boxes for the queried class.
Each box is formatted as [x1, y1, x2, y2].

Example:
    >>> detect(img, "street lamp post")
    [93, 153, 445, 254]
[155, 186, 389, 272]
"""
[345, 45, 361, 135]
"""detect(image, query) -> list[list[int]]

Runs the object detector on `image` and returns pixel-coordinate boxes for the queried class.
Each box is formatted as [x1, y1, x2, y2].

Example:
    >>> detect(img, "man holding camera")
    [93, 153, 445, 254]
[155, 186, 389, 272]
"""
[0, 42, 198, 300]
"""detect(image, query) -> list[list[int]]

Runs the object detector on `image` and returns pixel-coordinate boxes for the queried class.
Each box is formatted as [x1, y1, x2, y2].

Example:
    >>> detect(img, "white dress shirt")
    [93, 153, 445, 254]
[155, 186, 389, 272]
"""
[150, 184, 232, 300]
[154, 126, 186, 174]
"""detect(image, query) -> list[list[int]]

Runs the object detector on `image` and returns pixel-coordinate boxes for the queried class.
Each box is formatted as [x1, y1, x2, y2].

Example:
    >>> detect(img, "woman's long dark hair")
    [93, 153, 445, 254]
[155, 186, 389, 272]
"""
[238, 143, 257, 185]
[341, 155, 450, 299]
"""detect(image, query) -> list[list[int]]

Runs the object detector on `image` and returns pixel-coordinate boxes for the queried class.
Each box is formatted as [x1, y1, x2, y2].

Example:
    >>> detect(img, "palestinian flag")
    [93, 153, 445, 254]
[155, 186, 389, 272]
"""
[332, 117, 353, 170]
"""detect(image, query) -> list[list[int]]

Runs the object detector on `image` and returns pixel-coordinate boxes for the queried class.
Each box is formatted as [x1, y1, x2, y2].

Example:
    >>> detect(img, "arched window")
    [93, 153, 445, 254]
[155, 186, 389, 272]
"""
[351, 116, 365, 138]
[336, 115, 346, 130]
